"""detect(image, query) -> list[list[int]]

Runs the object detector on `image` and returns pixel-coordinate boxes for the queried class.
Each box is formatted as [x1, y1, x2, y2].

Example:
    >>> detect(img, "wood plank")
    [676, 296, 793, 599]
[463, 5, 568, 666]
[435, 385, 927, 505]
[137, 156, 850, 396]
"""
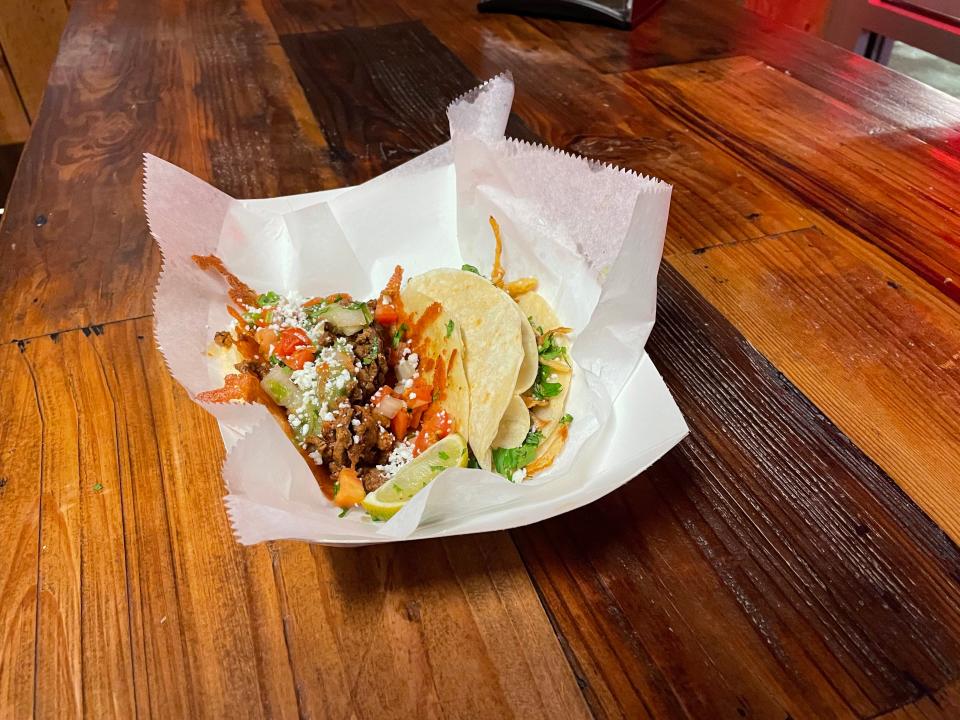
[622, 56, 960, 303]
[0, 54, 30, 144]
[0, 0, 68, 118]
[15, 316, 588, 717]
[670, 226, 960, 542]
[262, 0, 409, 35]
[744, 0, 832, 34]
[518, 263, 960, 718]
[0, 342, 42, 719]
[379, 6, 817, 255]
[0, 0, 339, 344]
[274, 22, 593, 718]
[876, 678, 960, 719]
[519, 0, 960, 155]
[280, 18, 960, 717]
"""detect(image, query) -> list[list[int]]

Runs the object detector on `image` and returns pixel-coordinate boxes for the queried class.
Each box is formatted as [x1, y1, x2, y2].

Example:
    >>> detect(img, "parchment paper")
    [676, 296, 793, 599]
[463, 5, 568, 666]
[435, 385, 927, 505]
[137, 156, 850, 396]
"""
[145, 73, 688, 545]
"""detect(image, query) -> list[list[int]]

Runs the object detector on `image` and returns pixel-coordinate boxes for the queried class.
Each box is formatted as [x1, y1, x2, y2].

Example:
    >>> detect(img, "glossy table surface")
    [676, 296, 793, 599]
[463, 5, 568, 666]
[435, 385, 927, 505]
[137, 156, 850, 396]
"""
[2, 1, 960, 718]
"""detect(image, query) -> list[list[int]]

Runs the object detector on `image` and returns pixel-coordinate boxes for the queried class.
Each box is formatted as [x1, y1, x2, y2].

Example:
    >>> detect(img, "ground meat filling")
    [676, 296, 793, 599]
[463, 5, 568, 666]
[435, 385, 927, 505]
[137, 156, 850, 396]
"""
[350, 324, 390, 402]
[314, 404, 395, 480]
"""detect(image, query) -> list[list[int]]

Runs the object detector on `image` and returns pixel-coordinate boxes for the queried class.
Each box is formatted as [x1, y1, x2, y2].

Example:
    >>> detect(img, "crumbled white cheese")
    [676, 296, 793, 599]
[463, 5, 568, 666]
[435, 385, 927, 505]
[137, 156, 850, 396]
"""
[375, 440, 415, 479]
[351, 418, 360, 427]
[353, 434, 360, 444]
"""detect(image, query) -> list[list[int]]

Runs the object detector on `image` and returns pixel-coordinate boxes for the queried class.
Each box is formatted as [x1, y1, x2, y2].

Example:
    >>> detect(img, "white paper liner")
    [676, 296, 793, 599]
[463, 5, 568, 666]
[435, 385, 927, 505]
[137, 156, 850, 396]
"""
[145, 73, 688, 546]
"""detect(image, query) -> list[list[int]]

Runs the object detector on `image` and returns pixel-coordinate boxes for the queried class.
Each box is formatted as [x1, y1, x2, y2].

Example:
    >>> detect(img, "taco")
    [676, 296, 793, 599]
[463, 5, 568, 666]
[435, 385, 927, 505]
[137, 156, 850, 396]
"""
[193, 217, 572, 519]
[194, 259, 471, 518]
[405, 219, 573, 482]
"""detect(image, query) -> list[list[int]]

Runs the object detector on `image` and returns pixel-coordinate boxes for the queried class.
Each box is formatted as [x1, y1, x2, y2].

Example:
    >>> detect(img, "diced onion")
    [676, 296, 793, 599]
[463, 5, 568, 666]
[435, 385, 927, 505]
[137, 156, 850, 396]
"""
[376, 394, 405, 419]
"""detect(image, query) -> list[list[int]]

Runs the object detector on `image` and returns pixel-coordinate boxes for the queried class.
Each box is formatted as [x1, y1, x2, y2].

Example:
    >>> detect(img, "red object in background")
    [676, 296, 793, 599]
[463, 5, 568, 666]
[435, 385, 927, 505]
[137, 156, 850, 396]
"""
[477, 0, 665, 30]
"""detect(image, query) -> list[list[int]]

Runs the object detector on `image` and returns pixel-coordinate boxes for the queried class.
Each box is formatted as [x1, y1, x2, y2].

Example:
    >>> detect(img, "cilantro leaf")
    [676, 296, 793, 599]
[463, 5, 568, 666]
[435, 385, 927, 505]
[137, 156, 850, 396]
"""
[492, 430, 542, 480]
[257, 291, 280, 307]
[338, 507, 351, 518]
[392, 323, 408, 348]
[429, 465, 446, 473]
[445, 319, 454, 338]
[438, 451, 449, 460]
[539, 333, 569, 363]
[461, 264, 480, 275]
[332, 481, 340, 497]
[560, 413, 573, 425]
[92, 482, 104, 492]
[532, 364, 563, 400]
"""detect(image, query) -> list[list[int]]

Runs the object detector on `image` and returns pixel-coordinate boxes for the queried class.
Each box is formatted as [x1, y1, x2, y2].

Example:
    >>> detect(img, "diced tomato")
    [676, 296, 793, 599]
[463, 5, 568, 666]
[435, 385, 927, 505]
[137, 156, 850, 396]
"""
[286, 347, 316, 370]
[403, 377, 433, 410]
[333, 467, 365, 508]
[410, 407, 425, 431]
[374, 302, 398, 325]
[413, 410, 454, 455]
[275, 327, 312, 358]
[391, 408, 410, 440]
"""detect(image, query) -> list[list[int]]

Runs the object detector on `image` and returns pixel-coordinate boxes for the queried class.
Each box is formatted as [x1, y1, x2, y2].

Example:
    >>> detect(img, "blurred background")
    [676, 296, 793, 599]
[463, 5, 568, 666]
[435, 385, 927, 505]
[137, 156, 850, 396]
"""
[1, 0, 957, 212]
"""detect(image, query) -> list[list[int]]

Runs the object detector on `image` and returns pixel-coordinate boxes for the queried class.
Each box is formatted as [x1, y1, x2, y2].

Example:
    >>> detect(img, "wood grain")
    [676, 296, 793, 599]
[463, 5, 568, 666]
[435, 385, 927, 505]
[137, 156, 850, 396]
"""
[0, 0, 340, 344]
[523, 0, 960, 156]
[381, 5, 817, 255]
[0, 343, 42, 719]
[670, 226, 960, 544]
[743, 0, 832, 34]
[282, 19, 960, 718]
[624, 56, 960, 303]
[0, 53, 30, 144]
[0, 0, 68, 118]
[519, 264, 960, 719]
[2, 318, 590, 719]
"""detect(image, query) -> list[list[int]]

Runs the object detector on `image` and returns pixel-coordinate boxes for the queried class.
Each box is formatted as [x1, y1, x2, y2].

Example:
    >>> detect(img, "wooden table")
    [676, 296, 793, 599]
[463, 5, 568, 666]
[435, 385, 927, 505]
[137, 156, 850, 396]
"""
[2, 0, 960, 717]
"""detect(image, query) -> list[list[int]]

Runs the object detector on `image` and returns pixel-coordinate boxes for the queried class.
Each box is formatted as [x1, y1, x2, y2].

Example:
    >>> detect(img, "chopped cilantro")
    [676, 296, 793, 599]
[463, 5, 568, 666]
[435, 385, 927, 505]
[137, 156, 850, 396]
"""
[430, 465, 446, 473]
[349, 300, 374, 323]
[461, 264, 480, 275]
[338, 507, 351, 518]
[362, 334, 379, 365]
[445, 319, 454, 338]
[257, 291, 280, 307]
[269, 355, 283, 366]
[304, 303, 327, 323]
[392, 323, 408, 348]
[332, 481, 340, 497]
[491, 430, 542, 480]
[242, 309, 262, 325]
[92, 482, 104, 492]
[528, 316, 544, 335]
[539, 333, 569, 363]
[532, 363, 563, 400]
[560, 413, 573, 425]
[438, 451, 449, 460]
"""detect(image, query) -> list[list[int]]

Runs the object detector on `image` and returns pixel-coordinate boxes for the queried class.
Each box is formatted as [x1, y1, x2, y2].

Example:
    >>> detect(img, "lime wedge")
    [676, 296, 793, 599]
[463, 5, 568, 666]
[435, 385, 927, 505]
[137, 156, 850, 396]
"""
[362, 433, 468, 520]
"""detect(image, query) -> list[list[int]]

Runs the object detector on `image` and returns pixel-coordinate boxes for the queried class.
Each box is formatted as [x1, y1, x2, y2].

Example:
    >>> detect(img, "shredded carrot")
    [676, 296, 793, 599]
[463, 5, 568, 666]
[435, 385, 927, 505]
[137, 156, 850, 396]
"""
[227, 305, 246, 326]
[411, 302, 443, 343]
[526, 425, 569, 476]
[193, 254, 259, 307]
[504, 277, 538, 298]
[377, 265, 405, 323]
[196, 373, 260, 403]
[489, 216, 505, 287]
